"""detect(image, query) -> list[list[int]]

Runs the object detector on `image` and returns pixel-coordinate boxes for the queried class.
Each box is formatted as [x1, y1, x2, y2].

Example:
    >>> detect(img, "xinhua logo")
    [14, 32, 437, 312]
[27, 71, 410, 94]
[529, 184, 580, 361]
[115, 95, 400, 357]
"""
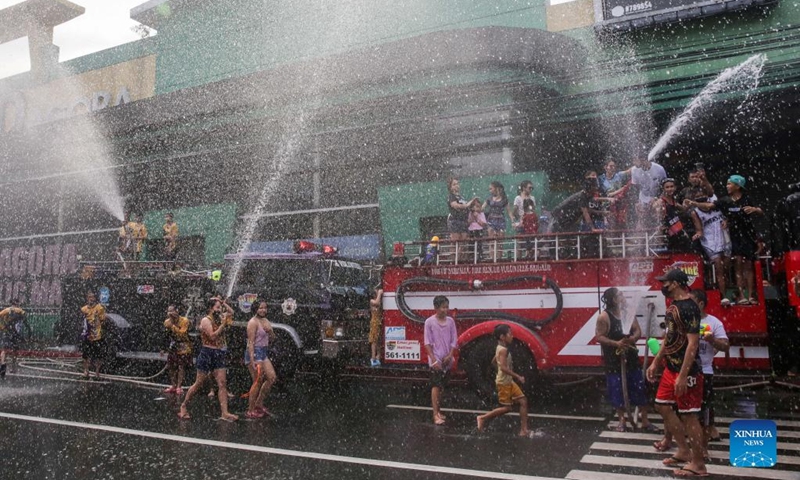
[729, 419, 777, 468]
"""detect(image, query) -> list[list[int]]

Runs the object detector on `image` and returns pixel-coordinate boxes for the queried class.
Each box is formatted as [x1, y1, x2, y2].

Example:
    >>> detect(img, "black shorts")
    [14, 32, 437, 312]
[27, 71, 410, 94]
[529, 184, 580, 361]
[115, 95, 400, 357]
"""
[730, 237, 757, 260]
[447, 216, 469, 234]
[430, 369, 451, 389]
[82, 339, 109, 361]
[167, 352, 193, 368]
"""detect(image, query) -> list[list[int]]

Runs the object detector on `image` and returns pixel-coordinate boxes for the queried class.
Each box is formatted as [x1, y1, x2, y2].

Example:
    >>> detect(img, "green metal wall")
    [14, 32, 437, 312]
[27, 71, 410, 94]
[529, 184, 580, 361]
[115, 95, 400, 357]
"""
[153, 0, 548, 95]
[143, 203, 238, 264]
[377, 171, 549, 253]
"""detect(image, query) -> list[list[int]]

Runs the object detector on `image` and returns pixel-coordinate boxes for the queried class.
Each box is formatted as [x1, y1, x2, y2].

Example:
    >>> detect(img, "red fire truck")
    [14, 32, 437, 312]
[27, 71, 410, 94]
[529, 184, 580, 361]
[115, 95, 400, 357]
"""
[380, 231, 791, 396]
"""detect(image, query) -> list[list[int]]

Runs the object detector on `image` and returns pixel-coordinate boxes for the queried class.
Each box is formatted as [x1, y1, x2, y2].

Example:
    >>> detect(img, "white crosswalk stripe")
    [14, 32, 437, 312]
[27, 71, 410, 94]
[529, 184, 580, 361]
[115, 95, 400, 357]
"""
[566, 415, 800, 480]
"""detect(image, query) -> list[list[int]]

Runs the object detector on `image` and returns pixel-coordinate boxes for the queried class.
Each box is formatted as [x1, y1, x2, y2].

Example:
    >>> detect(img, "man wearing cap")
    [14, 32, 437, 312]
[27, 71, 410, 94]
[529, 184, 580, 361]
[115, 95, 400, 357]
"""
[687, 174, 763, 305]
[646, 269, 707, 477]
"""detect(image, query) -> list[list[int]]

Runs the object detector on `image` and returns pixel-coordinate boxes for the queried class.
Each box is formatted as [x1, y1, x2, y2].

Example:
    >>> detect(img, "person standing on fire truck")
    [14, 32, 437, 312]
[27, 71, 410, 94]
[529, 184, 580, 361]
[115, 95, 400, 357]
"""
[179, 297, 237, 421]
[688, 175, 764, 305]
[131, 213, 148, 262]
[646, 269, 707, 477]
[424, 295, 458, 425]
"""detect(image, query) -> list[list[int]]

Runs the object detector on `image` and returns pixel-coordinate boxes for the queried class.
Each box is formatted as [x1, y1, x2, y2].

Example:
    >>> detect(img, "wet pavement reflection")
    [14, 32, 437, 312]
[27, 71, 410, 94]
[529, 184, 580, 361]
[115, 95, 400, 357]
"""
[0, 366, 798, 480]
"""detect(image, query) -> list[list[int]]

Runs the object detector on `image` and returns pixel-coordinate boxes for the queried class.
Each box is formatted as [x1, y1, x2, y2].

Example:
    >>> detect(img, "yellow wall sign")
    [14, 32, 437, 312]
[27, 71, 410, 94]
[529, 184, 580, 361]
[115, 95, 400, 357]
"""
[1, 55, 156, 134]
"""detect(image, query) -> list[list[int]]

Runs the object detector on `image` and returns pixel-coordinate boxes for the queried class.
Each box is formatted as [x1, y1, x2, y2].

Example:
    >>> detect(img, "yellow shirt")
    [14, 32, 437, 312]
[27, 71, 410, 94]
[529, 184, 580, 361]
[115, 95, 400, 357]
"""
[129, 221, 148, 253]
[118, 225, 133, 251]
[164, 316, 192, 355]
[0, 307, 25, 332]
[163, 222, 179, 240]
[81, 304, 106, 342]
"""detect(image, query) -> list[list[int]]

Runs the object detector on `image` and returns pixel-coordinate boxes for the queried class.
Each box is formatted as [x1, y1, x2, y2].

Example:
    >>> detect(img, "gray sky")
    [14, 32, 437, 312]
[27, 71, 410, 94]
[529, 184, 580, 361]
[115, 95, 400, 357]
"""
[0, 0, 151, 79]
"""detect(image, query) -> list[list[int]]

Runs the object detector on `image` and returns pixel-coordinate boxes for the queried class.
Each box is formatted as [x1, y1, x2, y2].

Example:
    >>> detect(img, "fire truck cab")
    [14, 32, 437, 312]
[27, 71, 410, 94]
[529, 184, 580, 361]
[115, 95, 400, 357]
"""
[381, 231, 781, 396]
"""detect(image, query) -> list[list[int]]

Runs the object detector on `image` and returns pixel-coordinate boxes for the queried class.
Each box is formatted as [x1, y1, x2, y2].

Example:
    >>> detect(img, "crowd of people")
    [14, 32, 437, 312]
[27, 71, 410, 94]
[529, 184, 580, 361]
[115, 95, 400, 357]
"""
[445, 155, 769, 306]
[594, 271, 729, 477]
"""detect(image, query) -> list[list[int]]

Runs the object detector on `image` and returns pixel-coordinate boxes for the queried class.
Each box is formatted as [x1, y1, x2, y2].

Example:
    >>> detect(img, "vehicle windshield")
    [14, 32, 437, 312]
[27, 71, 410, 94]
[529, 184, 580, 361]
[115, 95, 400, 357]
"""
[230, 259, 325, 303]
[326, 259, 369, 289]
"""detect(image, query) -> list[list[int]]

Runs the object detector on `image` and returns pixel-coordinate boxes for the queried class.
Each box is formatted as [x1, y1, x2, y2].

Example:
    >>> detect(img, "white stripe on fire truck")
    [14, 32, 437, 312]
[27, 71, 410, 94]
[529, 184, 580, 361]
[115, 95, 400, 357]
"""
[382, 286, 651, 311]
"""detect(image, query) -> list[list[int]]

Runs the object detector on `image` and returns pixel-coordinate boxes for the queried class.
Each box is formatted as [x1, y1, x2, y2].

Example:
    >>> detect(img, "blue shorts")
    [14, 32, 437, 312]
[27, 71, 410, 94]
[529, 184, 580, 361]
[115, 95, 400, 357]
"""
[244, 346, 269, 365]
[196, 347, 227, 373]
[606, 368, 649, 409]
[486, 217, 506, 232]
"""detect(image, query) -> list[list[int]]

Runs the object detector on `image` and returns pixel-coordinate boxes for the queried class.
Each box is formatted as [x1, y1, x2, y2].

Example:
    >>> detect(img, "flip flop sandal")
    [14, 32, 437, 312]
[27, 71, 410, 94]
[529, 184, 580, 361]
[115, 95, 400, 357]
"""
[663, 456, 687, 466]
[673, 467, 710, 477]
[653, 440, 672, 452]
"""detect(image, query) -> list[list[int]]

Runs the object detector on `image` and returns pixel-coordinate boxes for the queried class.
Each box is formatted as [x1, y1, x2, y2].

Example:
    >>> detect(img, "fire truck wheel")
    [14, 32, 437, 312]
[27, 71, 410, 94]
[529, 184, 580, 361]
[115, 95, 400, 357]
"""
[463, 337, 538, 405]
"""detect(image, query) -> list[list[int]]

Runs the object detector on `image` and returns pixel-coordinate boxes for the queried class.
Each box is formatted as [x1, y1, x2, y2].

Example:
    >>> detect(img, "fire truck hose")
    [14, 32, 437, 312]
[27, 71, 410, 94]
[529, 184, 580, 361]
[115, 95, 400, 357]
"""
[395, 275, 564, 329]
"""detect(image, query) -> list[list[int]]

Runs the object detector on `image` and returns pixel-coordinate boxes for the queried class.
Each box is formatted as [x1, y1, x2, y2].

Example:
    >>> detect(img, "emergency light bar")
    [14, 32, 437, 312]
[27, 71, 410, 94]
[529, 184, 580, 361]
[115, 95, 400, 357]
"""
[293, 240, 338, 255]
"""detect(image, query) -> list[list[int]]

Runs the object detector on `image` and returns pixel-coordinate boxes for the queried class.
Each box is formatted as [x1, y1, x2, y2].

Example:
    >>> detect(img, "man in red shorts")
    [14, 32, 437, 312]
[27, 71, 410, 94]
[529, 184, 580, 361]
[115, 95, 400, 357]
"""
[646, 269, 708, 477]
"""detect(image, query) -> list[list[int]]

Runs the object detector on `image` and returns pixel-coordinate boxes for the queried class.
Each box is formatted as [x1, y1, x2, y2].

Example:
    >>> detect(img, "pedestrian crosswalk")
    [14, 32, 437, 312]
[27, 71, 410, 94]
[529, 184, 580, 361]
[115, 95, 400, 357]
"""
[565, 416, 800, 480]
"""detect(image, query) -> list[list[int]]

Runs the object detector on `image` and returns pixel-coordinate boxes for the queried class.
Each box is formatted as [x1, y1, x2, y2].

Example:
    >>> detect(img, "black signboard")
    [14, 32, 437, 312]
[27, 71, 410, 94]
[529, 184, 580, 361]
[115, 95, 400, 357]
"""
[600, 0, 695, 21]
[596, 0, 778, 30]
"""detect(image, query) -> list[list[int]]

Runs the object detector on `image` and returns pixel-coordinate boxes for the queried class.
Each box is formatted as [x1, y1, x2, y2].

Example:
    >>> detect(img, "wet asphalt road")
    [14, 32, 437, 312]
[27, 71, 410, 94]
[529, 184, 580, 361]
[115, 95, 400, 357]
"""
[1, 361, 799, 480]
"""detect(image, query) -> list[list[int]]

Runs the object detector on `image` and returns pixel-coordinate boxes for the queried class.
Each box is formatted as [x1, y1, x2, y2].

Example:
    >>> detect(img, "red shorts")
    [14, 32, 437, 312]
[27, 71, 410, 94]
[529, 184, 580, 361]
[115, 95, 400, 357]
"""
[655, 368, 704, 413]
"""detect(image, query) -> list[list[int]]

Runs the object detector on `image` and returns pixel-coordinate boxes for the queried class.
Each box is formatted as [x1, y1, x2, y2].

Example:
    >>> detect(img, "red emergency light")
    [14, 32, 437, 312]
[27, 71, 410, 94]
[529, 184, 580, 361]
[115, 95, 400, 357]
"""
[293, 240, 338, 256]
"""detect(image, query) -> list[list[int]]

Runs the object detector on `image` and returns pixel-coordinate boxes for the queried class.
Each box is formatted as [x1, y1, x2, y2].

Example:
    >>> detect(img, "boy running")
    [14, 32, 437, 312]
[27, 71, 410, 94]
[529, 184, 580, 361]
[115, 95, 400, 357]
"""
[424, 295, 458, 425]
[476, 324, 530, 437]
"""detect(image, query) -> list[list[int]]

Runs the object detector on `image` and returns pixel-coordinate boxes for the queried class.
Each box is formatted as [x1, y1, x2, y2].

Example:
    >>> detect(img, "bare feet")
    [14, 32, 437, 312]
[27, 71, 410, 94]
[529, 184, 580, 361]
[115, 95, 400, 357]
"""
[220, 413, 239, 422]
[177, 408, 191, 420]
[434, 415, 445, 425]
[477, 416, 485, 432]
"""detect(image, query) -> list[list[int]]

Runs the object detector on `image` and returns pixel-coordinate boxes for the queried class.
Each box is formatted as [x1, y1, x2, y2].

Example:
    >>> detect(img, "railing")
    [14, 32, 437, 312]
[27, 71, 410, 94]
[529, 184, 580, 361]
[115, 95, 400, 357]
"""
[401, 230, 669, 265]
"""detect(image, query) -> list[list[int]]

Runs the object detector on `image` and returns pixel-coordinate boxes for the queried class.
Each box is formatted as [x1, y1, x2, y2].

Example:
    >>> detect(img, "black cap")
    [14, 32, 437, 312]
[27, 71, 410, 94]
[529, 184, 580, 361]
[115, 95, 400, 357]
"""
[655, 269, 689, 285]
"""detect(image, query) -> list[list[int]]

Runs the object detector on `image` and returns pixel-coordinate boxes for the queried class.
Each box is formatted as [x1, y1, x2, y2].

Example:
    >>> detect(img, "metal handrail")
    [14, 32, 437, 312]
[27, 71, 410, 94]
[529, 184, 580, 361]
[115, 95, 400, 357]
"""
[401, 230, 669, 265]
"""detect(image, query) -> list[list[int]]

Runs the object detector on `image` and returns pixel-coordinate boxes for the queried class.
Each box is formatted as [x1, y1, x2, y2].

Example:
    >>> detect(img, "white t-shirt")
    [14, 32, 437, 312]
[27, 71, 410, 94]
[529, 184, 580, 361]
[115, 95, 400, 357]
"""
[698, 313, 728, 375]
[695, 194, 729, 255]
[631, 162, 667, 205]
[513, 195, 536, 222]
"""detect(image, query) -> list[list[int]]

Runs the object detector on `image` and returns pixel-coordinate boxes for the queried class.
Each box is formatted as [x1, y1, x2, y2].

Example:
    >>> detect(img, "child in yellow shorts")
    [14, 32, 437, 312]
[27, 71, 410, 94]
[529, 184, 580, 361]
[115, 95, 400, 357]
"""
[476, 324, 531, 437]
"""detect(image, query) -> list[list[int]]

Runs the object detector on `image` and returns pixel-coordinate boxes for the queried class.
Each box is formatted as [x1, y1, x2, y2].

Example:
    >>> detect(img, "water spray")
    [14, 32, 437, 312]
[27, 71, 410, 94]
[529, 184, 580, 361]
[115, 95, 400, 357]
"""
[648, 54, 767, 162]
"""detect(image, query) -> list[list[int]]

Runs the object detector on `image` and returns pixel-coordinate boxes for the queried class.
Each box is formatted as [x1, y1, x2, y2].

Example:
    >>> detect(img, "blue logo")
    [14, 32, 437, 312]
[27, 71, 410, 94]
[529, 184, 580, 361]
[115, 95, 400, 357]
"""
[385, 326, 406, 341]
[729, 419, 777, 468]
[98, 287, 110, 306]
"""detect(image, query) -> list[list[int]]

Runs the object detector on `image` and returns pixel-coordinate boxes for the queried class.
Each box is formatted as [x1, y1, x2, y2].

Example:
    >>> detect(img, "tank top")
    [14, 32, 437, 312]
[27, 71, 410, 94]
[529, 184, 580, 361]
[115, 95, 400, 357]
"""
[661, 197, 685, 236]
[495, 344, 514, 385]
[200, 314, 227, 350]
[695, 195, 727, 253]
[600, 310, 639, 373]
[253, 318, 270, 348]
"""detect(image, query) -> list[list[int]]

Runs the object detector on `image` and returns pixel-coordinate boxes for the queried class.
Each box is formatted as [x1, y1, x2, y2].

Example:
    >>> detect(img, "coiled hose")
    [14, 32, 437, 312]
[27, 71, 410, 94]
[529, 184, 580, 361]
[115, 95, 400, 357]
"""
[395, 275, 564, 330]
